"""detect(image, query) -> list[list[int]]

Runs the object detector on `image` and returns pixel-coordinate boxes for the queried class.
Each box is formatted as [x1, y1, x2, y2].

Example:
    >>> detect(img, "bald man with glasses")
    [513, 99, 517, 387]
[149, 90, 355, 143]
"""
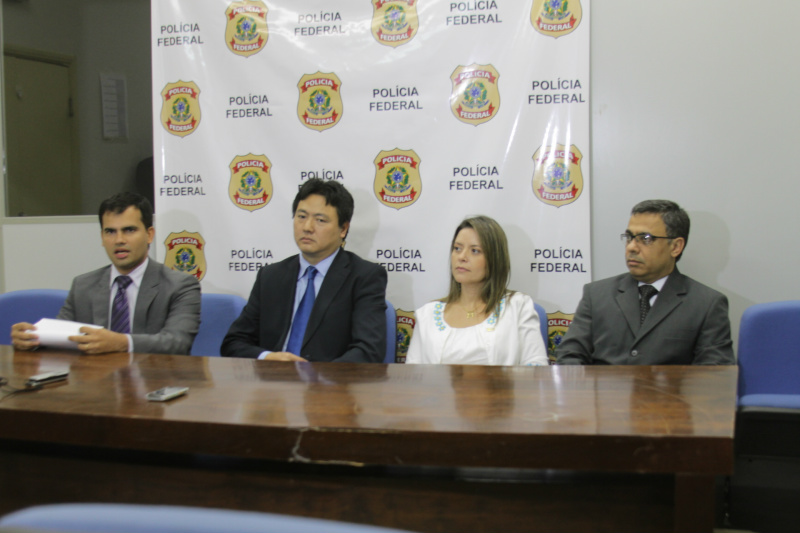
[555, 200, 734, 365]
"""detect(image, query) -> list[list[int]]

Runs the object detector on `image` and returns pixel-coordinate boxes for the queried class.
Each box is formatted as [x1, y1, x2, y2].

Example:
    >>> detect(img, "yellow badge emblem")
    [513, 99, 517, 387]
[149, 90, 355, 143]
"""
[164, 231, 207, 281]
[532, 144, 584, 207]
[297, 72, 344, 132]
[371, 0, 419, 47]
[160, 81, 201, 138]
[373, 149, 422, 210]
[450, 64, 500, 126]
[545, 310, 574, 363]
[225, 0, 269, 57]
[531, 0, 582, 38]
[228, 154, 272, 212]
[395, 309, 417, 364]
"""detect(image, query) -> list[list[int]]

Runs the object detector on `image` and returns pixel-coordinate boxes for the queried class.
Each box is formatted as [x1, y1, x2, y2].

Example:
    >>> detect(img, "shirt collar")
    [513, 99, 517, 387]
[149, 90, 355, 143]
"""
[110, 257, 149, 289]
[638, 274, 668, 293]
[297, 248, 339, 280]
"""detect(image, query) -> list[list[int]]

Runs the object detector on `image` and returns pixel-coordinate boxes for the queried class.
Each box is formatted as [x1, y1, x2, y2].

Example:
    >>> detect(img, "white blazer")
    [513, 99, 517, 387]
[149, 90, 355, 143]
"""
[406, 292, 549, 366]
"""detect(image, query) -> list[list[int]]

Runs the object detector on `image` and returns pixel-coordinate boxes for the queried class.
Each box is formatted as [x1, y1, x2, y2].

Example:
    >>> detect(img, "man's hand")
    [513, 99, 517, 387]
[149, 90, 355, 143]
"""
[68, 326, 128, 355]
[11, 322, 40, 351]
[263, 351, 307, 362]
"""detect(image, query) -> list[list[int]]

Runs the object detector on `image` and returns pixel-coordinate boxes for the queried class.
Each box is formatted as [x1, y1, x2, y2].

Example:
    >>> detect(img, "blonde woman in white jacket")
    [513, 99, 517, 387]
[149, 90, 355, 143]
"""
[406, 216, 548, 366]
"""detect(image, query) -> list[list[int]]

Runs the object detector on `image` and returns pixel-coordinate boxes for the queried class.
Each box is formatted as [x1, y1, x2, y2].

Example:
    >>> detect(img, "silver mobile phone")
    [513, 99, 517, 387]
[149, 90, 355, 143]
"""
[146, 386, 189, 402]
[26, 370, 69, 386]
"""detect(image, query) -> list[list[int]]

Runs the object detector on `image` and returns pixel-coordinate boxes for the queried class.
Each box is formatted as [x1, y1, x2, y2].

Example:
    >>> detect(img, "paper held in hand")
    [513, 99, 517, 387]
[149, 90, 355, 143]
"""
[31, 318, 101, 350]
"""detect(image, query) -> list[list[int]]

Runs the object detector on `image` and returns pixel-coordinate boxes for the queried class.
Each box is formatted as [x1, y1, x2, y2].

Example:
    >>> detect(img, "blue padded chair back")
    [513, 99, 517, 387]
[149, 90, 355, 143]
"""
[191, 293, 247, 356]
[534, 302, 548, 350]
[0, 503, 415, 533]
[0, 289, 68, 345]
[738, 300, 800, 398]
[384, 299, 397, 363]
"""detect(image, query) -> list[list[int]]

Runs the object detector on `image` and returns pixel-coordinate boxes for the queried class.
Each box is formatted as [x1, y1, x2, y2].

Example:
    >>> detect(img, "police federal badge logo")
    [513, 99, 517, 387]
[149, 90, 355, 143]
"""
[228, 154, 272, 212]
[450, 64, 500, 126]
[373, 148, 422, 210]
[297, 72, 343, 132]
[532, 144, 584, 207]
[545, 311, 573, 363]
[164, 231, 207, 281]
[395, 309, 416, 364]
[160, 81, 201, 138]
[531, 0, 582, 38]
[225, 0, 269, 57]
[371, 0, 419, 47]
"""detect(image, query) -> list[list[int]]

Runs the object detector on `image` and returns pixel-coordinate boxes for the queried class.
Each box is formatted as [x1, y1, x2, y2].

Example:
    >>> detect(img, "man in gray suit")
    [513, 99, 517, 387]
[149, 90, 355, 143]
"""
[555, 200, 734, 365]
[11, 192, 200, 355]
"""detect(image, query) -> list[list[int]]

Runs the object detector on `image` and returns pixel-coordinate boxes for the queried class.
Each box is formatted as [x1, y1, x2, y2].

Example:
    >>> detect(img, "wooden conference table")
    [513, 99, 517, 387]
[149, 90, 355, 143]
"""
[0, 346, 736, 533]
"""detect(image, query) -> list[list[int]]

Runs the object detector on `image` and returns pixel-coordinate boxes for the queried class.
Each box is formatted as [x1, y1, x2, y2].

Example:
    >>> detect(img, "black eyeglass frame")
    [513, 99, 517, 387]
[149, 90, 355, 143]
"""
[620, 232, 675, 246]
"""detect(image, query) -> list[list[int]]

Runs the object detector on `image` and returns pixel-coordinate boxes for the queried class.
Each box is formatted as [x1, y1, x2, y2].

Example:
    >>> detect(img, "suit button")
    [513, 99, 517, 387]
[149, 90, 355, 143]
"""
[631, 350, 639, 357]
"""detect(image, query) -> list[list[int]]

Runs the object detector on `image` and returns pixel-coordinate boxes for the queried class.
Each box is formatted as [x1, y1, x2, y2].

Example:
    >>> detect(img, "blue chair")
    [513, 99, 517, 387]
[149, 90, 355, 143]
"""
[534, 302, 548, 349]
[0, 503, 415, 533]
[0, 289, 68, 345]
[729, 301, 800, 532]
[384, 299, 397, 363]
[737, 300, 800, 407]
[191, 293, 247, 356]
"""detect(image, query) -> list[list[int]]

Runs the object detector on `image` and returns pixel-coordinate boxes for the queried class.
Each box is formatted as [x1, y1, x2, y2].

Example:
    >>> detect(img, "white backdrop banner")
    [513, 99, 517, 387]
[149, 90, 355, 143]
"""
[151, 0, 592, 361]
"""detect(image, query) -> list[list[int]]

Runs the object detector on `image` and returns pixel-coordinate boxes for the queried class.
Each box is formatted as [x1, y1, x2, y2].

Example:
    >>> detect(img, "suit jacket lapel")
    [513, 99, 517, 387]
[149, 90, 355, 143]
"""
[302, 250, 349, 347]
[635, 269, 687, 342]
[133, 261, 161, 332]
[615, 275, 641, 337]
[91, 266, 112, 327]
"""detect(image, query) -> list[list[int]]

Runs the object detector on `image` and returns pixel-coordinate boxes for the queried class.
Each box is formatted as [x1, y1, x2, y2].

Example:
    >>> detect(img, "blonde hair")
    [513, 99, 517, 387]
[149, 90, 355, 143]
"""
[445, 215, 511, 315]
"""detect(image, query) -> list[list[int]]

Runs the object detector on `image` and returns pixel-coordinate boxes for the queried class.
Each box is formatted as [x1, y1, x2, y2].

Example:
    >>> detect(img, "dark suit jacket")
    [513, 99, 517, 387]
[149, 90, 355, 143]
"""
[57, 260, 201, 355]
[221, 250, 387, 362]
[555, 269, 734, 365]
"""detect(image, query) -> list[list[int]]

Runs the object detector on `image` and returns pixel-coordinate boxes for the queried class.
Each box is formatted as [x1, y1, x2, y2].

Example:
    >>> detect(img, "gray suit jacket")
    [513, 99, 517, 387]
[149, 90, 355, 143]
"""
[57, 260, 201, 355]
[555, 269, 734, 365]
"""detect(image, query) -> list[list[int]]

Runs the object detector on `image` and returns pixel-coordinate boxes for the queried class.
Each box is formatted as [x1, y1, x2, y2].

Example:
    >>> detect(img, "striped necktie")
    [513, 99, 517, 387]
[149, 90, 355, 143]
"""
[110, 275, 133, 333]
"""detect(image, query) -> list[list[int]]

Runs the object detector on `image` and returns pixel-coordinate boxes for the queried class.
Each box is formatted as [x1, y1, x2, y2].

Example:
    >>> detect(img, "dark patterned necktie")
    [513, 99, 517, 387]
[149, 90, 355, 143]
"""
[639, 284, 658, 325]
[287, 266, 317, 355]
[110, 276, 133, 333]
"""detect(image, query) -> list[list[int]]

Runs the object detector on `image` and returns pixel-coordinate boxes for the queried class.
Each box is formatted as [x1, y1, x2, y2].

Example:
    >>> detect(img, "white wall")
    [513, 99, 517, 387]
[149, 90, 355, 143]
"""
[1, 217, 109, 290]
[3, 0, 799, 348]
[589, 1, 800, 346]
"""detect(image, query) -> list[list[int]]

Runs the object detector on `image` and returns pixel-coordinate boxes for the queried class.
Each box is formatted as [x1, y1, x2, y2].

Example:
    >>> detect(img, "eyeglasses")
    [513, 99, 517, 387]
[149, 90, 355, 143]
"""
[620, 232, 673, 246]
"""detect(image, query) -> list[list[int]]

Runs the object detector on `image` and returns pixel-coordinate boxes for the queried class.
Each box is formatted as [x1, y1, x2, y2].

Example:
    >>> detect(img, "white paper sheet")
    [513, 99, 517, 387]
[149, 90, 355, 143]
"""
[32, 318, 102, 350]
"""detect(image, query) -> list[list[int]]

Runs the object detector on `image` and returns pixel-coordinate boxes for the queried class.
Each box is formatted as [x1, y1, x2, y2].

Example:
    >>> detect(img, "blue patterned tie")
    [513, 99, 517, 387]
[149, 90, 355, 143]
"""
[110, 276, 133, 333]
[286, 266, 317, 355]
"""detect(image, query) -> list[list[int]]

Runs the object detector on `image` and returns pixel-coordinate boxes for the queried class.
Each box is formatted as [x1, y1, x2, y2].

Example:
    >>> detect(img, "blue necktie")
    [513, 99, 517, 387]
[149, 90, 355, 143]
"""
[287, 266, 317, 356]
[110, 275, 133, 333]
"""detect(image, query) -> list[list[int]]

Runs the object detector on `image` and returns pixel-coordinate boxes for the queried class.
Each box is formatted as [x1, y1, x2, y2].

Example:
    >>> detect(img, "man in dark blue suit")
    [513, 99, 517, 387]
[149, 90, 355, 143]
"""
[556, 200, 734, 365]
[222, 179, 387, 362]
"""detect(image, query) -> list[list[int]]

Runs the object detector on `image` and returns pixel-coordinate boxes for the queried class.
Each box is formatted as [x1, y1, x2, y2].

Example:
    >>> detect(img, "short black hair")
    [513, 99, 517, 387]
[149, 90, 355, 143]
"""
[98, 192, 154, 229]
[631, 199, 690, 260]
[292, 179, 354, 231]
